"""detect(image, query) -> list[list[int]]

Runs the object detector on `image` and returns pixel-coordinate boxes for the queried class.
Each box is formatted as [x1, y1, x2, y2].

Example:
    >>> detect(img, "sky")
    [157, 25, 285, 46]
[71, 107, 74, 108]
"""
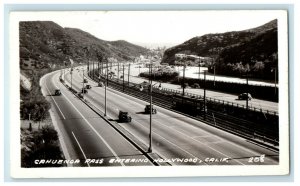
[17, 10, 282, 48]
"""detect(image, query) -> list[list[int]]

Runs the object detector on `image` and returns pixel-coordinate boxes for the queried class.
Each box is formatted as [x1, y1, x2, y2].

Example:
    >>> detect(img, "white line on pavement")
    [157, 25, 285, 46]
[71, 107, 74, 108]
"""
[44, 82, 66, 120]
[72, 131, 90, 167]
[61, 91, 125, 167]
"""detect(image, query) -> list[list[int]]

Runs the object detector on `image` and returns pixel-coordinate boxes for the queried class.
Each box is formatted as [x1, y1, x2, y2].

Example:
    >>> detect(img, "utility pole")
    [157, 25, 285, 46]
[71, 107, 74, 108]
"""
[128, 63, 130, 87]
[123, 63, 125, 92]
[148, 62, 153, 153]
[182, 63, 186, 96]
[105, 59, 108, 116]
[246, 73, 249, 110]
[82, 69, 85, 99]
[117, 62, 120, 82]
[204, 70, 207, 120]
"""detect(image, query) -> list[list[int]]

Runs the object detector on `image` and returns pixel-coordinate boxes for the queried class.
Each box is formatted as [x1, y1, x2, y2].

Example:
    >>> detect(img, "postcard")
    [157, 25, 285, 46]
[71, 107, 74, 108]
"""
[9, 10, 289, 178]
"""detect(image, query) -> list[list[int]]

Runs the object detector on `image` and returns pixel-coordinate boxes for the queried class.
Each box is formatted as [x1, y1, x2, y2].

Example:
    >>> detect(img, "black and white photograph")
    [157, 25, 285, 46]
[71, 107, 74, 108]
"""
[9, 10, 289, 178]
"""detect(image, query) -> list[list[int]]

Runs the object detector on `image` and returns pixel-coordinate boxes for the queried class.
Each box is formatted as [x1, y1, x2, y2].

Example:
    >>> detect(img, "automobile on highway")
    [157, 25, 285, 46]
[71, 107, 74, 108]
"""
[82, 88, 88, 93]
[83, 79, 88, 83]
[98, 82, 104, 87]
[86, 84, 92, 89]
[118, 111, 132, 123]
[78, 93, 84, 98]
[238, 93, 252, 100]
[144, 105, 157, 114]
[54, 89, 61, 96]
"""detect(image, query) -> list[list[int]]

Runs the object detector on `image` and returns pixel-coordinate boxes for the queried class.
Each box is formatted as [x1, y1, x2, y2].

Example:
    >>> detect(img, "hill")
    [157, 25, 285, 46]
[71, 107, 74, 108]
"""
[161, 19, 278, 80]
[19, 21, 149, 71]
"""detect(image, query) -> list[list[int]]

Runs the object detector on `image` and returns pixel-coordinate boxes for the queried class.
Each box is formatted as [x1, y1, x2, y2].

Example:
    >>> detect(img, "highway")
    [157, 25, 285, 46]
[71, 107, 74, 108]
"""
[98, 64, 278, 113]
[40, 70, 154, 167]
[52, 67, 280, 166]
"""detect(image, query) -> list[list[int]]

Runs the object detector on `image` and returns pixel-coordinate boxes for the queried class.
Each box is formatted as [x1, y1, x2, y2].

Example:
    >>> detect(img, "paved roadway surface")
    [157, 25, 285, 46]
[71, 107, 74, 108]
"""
[41, 70, 153, 167]
[51, 67, 280, 166]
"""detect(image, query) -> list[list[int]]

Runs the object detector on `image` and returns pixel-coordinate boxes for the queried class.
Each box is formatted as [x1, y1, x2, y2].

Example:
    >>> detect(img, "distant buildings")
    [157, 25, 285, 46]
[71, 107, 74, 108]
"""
[175, 53, 213, 67]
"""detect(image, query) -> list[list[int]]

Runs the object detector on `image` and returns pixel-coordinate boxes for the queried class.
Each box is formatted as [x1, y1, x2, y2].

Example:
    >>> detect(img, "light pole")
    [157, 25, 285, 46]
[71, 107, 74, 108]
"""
[139, 75, 162, 153]
[104, 59, 108, 116]
[128, 63, 130, 87]
[203, 70, 207, 120]
[182, 63, 186, 96]
[71, 67, 73, 90]
[123, 63, 125, 92]
[82, 69, 85, 99]
[213, 65, 216, 87]
[117, 62, 120, 82]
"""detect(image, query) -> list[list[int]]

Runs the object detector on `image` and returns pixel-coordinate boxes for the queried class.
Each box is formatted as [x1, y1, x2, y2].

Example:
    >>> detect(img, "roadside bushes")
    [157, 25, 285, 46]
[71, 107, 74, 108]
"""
[21, 125, 64, 167]
[139, 71, 179, 82]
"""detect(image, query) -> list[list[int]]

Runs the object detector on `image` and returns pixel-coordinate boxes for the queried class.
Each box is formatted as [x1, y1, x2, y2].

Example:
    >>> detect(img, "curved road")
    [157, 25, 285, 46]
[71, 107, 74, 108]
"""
[56, 67, 279, 166]
[41, 70, 153, 167]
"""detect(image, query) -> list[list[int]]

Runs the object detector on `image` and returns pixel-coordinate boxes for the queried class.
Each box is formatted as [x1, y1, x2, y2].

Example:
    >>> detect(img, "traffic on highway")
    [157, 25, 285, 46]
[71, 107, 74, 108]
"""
[39, 66, 279, 167]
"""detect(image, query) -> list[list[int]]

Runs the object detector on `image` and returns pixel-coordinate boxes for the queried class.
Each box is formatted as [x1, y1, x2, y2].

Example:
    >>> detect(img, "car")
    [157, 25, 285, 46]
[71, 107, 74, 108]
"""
[238, 93, 252, 100]
[144, 104, 157, 114]
[83, 79, 88, 83]
[86, 84, 92, 89]
[54, 89, 61, 96]
[118, 111, 132, 123]
[78, 93, 84, 98]
[98, 82, 104, 87]
[82, 88, 88, 93]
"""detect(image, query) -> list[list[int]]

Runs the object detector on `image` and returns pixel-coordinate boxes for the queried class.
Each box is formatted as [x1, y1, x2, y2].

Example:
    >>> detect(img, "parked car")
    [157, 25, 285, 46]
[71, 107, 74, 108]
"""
[86, 84, 92, 89]
[118, 111, 132, 123]
[82, 88, 88, 93]
[83, 79, 88, 83]
[54, 89, 61, 96]
[78, 93, 84, 98]
[144, 105, 157, 114]
[238, 93, 252, 100]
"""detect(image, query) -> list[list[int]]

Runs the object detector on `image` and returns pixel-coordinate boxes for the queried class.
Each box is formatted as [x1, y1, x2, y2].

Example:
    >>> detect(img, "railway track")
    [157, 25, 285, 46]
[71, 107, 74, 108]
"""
[90, 75, 279, 148]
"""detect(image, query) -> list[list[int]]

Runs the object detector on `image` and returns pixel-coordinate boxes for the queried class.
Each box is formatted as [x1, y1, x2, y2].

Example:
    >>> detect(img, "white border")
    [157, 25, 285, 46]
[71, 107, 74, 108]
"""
[9, 10, 289, 178]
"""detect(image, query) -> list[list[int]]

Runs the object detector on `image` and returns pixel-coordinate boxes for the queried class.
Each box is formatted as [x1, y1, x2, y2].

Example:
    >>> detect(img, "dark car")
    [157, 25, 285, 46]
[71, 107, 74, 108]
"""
[54, 89, 61, 96]
[86, 84, 92, 89]
[82, 88, 88, 93]
[98, 82, 104, 87]
[78, 93, 84, 98]
[144, 105, 157, 114]
[118, 111, 132, 123]
[83, 79, 88, 83]
[238, 93, 252, 100]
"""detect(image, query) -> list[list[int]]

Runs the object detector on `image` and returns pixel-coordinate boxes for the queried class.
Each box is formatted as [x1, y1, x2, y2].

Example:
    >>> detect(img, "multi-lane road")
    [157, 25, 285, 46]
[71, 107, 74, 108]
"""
[40, 67, 279, 166]
[106, 64, 278, 113]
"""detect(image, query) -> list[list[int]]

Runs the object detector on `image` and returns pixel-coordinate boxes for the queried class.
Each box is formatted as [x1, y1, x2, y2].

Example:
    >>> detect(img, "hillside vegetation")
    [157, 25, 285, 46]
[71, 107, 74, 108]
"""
[20, 21, 149, 116]
[20, 21, 149, 71]
[162, 20, 278, 80]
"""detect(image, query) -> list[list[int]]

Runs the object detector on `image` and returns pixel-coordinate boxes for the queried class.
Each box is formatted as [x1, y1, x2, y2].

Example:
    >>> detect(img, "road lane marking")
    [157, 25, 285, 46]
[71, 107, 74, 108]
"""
[153, 118, 245, 165]
[44, 82, 66, 120]
[132, 119, 205, 164]
[72, 131, 90, 167]
[60, 91, 125, 167]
